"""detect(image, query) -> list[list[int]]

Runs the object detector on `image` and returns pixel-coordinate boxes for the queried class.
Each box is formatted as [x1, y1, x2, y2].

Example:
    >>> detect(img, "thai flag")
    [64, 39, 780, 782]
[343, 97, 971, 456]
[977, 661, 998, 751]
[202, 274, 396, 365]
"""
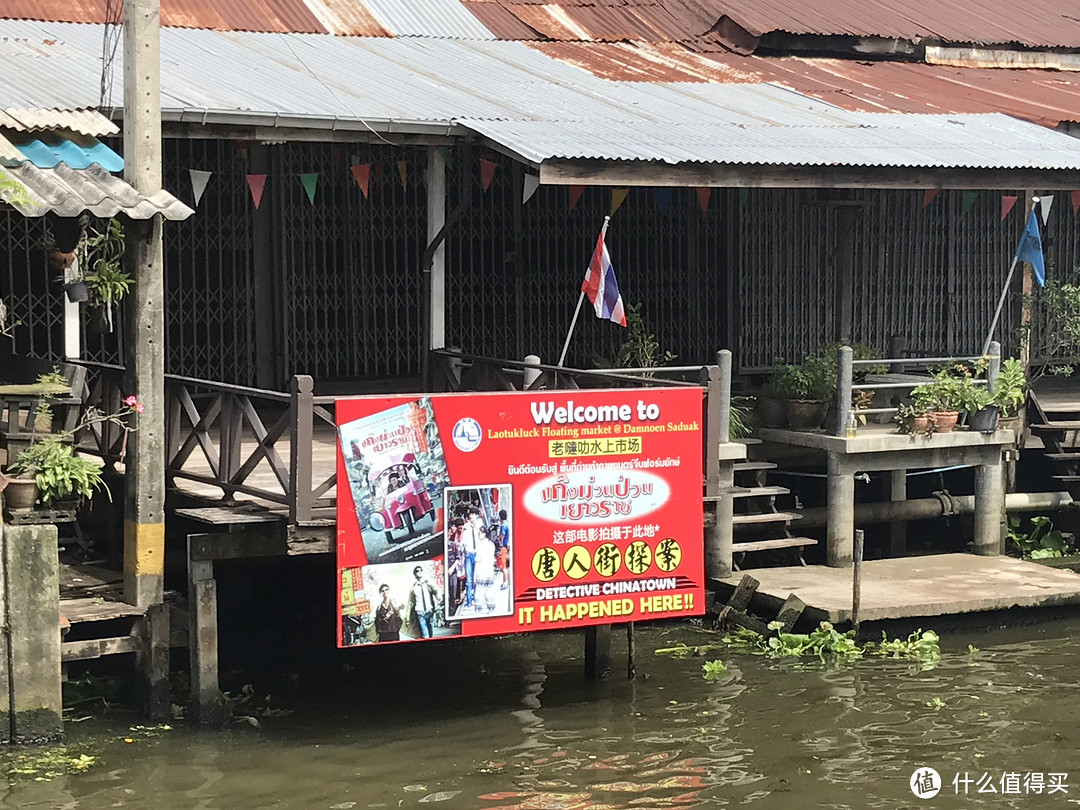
[581, 226, 627, 327]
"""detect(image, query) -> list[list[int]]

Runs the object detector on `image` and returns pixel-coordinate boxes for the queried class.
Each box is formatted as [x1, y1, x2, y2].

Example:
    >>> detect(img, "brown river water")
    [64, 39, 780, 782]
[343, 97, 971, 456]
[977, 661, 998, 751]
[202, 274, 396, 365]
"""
[3, 617, 1078, 810]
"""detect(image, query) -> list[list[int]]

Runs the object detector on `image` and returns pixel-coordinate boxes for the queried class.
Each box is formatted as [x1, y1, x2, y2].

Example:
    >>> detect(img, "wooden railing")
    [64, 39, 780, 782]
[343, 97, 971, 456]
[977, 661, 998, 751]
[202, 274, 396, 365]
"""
[73, 350, 736, 524]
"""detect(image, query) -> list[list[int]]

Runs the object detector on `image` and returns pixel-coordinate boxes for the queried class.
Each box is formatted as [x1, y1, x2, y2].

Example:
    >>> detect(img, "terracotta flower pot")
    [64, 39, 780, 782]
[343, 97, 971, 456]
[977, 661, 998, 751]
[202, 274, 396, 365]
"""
[911, 414, 932, 435]
[930, 410, 960, 433]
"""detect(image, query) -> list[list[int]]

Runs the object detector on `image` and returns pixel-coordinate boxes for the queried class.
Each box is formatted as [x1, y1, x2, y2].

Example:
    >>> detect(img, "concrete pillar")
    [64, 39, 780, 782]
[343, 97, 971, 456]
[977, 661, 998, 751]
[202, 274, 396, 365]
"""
[826, 453, 854, 566]
[707, 462, 735, 579]
[886, 469, 907, 556]
[974, 454, 1005, 556]
[427, 146, 446, 351]
[123, 0, 165, 609]
[188, 548, 221, 724]
[4, 524, 62, 742]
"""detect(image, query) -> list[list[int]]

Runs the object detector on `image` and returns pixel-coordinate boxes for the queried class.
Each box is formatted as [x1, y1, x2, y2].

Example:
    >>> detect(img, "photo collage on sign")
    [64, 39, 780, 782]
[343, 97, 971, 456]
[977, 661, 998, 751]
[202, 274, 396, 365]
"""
[443, 485, 513, 621]
[338, 398, 460, 644]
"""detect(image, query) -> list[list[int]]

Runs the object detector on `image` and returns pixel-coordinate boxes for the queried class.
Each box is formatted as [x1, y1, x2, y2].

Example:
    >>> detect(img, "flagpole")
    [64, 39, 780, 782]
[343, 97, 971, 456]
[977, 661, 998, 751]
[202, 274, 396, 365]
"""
[557, 216, 611, 367]
[983, 197, 1038, 356]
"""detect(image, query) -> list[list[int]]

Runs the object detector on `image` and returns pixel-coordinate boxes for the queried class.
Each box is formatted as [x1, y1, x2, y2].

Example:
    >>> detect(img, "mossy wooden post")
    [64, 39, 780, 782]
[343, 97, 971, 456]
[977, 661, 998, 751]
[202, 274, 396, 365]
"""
[584, 624, 612, 679]
[188, 534, 221, 724]
[4, 523, 62, 742]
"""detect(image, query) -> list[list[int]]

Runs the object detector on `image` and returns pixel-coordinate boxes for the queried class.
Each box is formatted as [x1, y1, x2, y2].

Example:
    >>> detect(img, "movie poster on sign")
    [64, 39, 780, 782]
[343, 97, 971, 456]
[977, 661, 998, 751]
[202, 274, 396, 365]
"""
[337, 388, 703, 647]
[444, 485, 513, 621]
[338, 398, 447, 565]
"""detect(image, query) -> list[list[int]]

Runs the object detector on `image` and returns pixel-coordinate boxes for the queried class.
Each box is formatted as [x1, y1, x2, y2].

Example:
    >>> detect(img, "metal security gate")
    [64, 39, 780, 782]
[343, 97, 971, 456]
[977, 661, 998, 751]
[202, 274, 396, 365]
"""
[163, 138, 257, 385]
[0, 214, 62, 360]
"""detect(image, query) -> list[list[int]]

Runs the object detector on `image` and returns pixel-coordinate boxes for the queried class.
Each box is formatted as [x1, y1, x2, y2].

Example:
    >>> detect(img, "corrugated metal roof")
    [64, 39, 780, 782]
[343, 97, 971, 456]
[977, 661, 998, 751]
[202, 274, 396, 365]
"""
[5, 22, 1080, 175]
[459, 111, 1080, 168]
[0, 0, 489, 36]
[0, 130, 125, 171]
[527, 43, 1080, 128]
[357, 0, 493, 38]
[0, 108, 118, 136]
[469, 0, 1080, 48]
[0, 162, 194, 219]
[706, 0, 1080, 48]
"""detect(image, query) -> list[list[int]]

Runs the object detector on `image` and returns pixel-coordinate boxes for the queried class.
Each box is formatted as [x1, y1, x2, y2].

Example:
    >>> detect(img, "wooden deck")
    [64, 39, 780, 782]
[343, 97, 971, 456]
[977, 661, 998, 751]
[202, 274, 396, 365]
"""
[716, 553, 1080, 623]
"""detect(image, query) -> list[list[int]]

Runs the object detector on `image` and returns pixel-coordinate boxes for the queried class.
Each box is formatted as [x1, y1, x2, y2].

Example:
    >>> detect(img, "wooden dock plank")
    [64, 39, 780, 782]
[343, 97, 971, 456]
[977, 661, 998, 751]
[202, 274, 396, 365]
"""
[732, 511, 803, 525]
[732, 537, 818, 553]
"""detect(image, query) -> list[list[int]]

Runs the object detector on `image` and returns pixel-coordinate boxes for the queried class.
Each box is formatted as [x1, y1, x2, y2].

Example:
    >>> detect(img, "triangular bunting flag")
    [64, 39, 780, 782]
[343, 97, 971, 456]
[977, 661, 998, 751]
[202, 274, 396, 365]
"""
[738, 188, 749, 206]
[189, 169, 212, 206]
[568, 185, 585, 212]
[523, 174, 539, 204]
[1000, 195, 1018, 221]
[961, 191, 978, 215]
[1073, 190, 1080, 214]
[350, 164, 371, 198]
[654, 188, 672, 214]
[397, 161, 408, 191]
[480, 158, 498, 191]
[300, 173, 318, 205]
[246, 174, 267, 209]
[610, 188, 628, 215]
[922, 189, 940, 208]
[1040, 195, 1054, 225]
[696, 187, 712, 213]
[436, 146, 453, 169]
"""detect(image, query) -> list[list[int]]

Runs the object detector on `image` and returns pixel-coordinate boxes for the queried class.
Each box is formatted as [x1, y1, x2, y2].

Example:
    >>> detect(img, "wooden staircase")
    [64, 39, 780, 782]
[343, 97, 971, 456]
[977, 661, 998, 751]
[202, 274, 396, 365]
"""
[726, 439, 817, 570]
[1028, 382, 1080, 497]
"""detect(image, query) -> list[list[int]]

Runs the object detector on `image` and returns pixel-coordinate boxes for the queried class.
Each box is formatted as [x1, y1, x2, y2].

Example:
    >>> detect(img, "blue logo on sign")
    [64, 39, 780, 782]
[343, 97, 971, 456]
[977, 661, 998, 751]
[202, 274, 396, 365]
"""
[452, 417, 482, 453]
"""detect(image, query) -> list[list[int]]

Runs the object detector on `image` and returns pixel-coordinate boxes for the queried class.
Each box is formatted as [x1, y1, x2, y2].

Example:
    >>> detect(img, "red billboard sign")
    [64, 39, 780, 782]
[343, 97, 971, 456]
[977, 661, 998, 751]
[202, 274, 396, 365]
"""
[336, 387, 703, 646]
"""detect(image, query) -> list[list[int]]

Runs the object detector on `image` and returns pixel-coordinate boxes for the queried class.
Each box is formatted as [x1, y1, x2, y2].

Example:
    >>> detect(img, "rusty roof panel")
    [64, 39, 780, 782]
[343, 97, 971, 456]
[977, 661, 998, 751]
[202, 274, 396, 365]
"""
[531, 41, 750, 81]
[299, 0, 391, 36]
[461, 1, 542, 40]
[159, 0, 327, 33]
[705, 0, 1080, 48]
[0, 0, 110, 24]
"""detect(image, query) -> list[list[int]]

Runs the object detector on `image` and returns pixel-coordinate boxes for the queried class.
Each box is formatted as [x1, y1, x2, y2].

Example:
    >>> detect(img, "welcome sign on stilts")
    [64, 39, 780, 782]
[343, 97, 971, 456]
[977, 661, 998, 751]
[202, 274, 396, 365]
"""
[335, 388, 703, 646]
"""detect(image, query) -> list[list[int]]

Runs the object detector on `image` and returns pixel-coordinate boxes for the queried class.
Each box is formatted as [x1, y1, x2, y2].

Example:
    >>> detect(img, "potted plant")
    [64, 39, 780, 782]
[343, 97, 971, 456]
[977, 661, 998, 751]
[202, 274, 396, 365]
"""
[757, 364, 797, 428]
[911, 366, 975, 433]
[964, 358, 1026, 434]
[81, 217, 130, 333]
[2, 397, 141, 511]
[894, 402, 933, 436]
[780, 356, 832, 431]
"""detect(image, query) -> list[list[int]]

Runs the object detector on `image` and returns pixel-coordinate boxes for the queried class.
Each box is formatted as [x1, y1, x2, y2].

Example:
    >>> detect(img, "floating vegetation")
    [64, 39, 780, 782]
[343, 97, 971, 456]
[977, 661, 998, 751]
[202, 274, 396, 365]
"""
[700, 660, 727, 680]
[219, 684, 293, 728]
[653, 643, 724, 659]
[5, 747, 96, 781]
[715, 622, 942, 668]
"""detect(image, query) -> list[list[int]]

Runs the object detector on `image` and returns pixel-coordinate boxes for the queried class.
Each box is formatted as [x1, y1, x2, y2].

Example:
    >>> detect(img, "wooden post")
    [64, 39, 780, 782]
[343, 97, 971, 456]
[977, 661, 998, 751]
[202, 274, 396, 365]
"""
[122, 0, 165, 609]
[137, 602, 170, 720]
[626, 622, 635, 680]
[705, 360, 734, 578]
[852, 528, 864, 636]
[188, 535, 221, 724]
[584, 625, 612, 680]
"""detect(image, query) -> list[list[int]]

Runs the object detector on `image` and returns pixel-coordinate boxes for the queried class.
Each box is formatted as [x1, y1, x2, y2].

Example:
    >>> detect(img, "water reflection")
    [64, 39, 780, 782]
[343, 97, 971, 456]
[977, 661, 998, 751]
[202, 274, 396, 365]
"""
[0, 621, 1078, 808]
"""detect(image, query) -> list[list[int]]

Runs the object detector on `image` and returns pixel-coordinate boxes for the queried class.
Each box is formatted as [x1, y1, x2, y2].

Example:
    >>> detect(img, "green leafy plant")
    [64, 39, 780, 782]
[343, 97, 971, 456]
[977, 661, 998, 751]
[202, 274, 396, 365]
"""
[82, 218, 129, 306]
[1019, 278, 1080, 379]
[1007, 515, 1071, 559]
[701, 659, 728, 680]
[762, 364, 810, 400]
[609, 303, 676, 371]
[867, 629, 941, 663]
[807, 342, 887, 382]
[36, 366, 67, 388]
[7, 399, 142, 506]
[894, 402, 932, 436]
[912, 365, 980, 413]
[729, 396, 753, 439]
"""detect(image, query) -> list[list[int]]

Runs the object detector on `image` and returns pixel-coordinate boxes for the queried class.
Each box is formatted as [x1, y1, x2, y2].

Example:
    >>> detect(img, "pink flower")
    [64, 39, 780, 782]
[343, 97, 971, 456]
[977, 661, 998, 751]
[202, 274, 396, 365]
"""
[124, 395, 138, 407]
[135, 403, 145, 414]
